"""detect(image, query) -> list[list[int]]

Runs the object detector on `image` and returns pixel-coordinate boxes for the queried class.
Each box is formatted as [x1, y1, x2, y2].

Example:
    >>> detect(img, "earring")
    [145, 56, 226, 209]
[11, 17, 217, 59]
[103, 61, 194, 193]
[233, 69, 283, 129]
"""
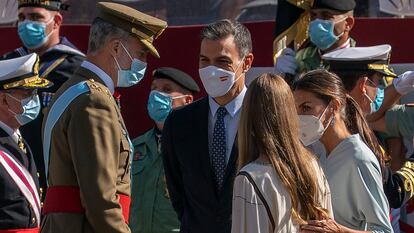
[330, 117, 335, 127]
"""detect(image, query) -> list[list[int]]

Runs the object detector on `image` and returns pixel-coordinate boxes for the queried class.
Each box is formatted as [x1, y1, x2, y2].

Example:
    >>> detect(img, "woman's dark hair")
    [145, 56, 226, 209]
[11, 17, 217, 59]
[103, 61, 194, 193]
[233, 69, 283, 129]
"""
[292, 69, 386, 173]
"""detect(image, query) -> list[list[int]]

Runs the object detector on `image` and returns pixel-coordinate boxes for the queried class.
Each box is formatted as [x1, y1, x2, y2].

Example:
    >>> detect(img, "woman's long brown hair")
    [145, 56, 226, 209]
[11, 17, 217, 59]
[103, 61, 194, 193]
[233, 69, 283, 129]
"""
[238, 73, 329, 224]
[292, 69, 386, 173]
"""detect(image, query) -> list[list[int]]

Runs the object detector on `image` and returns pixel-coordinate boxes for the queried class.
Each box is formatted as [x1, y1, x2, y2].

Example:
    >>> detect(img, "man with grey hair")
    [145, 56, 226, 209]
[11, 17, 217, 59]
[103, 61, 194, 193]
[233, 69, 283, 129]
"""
[40, 2, 167, 233]
[162, 19, 254, 233]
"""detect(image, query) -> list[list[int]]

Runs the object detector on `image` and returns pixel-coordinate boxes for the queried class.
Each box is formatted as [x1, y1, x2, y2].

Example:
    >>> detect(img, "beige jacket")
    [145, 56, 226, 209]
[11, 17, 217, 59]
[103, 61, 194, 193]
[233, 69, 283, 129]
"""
[40, 67, 131, 233]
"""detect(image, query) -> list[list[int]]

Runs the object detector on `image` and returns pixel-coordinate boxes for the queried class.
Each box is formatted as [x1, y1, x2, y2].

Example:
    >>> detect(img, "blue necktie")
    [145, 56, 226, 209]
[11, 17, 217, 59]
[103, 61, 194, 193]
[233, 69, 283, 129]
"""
[212, 107, 227, 190]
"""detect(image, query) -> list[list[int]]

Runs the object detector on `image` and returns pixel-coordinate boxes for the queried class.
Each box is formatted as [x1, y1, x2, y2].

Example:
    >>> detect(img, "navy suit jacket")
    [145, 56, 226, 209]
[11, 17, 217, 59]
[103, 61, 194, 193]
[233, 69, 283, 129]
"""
[162, 97, 238, 233]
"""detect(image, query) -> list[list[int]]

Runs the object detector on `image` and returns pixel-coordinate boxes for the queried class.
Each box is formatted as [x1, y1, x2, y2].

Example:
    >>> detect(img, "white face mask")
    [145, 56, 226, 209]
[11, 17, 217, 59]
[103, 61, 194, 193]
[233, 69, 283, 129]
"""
[198, 58, 244, 98]
[298, 104, 333, 146]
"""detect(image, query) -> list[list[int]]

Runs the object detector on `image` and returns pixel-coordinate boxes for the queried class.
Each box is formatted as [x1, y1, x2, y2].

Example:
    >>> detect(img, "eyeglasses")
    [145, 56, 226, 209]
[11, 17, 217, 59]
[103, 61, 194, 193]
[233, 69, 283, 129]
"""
[366, 78, 386, 89]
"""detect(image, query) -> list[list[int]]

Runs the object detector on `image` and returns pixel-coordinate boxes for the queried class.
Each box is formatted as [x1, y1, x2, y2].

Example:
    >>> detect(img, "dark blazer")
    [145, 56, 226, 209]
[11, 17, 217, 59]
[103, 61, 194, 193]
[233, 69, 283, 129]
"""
[0, 127, 40, 229]
[162, 97, 238, 233]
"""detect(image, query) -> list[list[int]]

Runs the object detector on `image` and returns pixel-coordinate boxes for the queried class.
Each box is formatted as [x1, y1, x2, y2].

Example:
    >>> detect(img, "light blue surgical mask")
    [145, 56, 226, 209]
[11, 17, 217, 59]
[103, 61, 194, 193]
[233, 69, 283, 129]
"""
[309, 18, 345, 50]
[8, 93, 41, 126]
[17, 18, 53, 49]
[373, 87, 385, 112]
[113, 42, 147, 88]
[147, 90, 187, 123]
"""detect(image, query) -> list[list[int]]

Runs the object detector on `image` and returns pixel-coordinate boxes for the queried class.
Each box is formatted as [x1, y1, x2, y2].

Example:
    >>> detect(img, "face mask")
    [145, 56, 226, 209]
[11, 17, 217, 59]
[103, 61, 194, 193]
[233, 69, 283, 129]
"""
[113, 42, 147, 88]
[373, 87, 384, 112]
[17, 17, 54, 49]
[309, 17, 346, 50]
[199, 58, 244, 98]
[147, 90, 187, 123]
[298, 104, 333, 146]
[8, 94, 41, 126]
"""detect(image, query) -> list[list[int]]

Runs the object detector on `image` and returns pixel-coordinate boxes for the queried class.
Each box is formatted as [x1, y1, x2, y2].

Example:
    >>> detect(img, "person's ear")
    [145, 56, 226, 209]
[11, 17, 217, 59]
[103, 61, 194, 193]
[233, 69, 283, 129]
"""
[185, 95, 193, 104]
[242, 53, 254, 73]
[344, 16, 355, 32]
[52, 12, 63, 29]
[331, 98, 341, 113]
[108, 38, 122, 58]
[359, 76, 369, 94]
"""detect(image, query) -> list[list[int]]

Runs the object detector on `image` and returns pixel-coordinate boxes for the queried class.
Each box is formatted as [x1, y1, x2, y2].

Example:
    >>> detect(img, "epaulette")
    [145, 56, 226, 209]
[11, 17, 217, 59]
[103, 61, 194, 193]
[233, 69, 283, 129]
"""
[85, 79, 112, 98]
[397, 161, 414, 201]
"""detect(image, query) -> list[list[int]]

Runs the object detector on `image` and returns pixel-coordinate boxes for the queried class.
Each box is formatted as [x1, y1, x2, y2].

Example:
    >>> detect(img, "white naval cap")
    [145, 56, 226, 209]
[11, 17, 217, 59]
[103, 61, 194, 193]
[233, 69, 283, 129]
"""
[322, 44, 396, 77]
[0, 53, 53, 90]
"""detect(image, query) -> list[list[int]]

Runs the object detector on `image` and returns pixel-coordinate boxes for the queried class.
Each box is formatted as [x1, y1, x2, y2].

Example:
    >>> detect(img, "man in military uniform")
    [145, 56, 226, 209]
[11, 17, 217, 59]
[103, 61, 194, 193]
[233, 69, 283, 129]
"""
[40, 2, 167, 233]
[1, 0, 85, 194]
[0, 53, 52, 232]
[130, 67, 200, 233]
[274, 0, 356, 75]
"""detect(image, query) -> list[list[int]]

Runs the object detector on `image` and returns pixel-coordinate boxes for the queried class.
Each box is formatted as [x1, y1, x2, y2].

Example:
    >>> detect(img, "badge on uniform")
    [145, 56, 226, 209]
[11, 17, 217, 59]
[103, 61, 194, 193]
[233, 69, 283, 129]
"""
[42, 92, 55, 107]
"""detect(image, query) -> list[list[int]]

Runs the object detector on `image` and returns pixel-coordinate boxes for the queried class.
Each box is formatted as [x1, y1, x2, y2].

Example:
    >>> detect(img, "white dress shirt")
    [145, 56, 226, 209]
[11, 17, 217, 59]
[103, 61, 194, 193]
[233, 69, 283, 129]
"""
[81, 60, 115, 94]
[208, 86, 247, 164]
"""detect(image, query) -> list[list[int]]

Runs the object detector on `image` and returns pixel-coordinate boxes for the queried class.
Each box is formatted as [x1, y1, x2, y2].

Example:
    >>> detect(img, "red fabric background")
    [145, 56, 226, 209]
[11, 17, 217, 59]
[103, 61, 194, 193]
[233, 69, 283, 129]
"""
[1, 18, 413, 138]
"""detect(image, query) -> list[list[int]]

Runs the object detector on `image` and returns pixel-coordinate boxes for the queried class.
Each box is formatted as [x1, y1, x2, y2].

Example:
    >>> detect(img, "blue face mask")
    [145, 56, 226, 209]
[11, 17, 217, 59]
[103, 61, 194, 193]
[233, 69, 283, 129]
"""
[17, 18, 53, 49]
[8, 93, 41, 126]
[309, 18, 345, 50]
[373, 87, 385, 112]
[113, 42, 147, 88]
[147, 90, 187, 123]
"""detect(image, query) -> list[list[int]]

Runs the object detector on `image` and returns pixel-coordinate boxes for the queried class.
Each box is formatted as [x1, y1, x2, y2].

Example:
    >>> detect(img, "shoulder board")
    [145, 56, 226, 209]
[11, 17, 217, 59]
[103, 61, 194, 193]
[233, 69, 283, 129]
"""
[85, 79, 112, 98]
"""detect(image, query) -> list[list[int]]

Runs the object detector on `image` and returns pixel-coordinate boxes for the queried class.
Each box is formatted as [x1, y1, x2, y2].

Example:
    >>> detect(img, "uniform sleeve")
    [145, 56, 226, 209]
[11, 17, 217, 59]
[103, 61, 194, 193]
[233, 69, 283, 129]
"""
[231, 175, 272, 233]
[351, 160, 392, 233]
[385, 105, 414, 137]
[383, 164, 408, 209]
[161, 113, 184, 220]
[67, 94, 130, 233]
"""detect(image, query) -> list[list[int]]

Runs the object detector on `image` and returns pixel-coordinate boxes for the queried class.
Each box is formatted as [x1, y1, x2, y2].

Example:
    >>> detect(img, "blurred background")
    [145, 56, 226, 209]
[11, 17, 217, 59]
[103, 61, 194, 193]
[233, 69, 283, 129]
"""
[2, 0, 414, 27]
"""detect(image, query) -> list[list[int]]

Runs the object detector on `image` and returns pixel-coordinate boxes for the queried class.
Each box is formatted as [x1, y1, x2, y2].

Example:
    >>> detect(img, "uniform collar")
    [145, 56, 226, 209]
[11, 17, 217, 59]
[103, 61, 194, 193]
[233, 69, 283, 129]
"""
[81, 60, 115, 94]
[319, 38, 352, 56]
[0, 121, 20, 144]
[209, 86, 247, 118]
[20, 37, 85, 57]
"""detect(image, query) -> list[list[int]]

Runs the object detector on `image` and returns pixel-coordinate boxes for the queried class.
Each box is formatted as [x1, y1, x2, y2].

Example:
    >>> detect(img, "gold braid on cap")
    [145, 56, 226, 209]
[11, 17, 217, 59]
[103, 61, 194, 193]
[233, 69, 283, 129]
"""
[397, 161, 414, 199]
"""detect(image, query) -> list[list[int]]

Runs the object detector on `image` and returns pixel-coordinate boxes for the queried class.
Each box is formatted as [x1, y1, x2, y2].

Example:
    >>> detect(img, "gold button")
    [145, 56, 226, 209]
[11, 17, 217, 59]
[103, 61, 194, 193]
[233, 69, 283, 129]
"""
[31, 217, 36, 224]
[39, 188, 43, 193]
[37, 172, 40, 178]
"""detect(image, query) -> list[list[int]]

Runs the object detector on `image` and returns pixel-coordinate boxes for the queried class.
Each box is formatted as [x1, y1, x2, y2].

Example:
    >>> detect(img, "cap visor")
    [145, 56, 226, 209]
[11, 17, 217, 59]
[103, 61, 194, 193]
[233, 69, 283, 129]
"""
[141, 39, 160, 58]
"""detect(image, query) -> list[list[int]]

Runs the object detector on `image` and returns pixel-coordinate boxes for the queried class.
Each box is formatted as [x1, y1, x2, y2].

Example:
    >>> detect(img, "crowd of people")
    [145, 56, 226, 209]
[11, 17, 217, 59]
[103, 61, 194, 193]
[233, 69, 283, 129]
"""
[1, 0, 414, 233]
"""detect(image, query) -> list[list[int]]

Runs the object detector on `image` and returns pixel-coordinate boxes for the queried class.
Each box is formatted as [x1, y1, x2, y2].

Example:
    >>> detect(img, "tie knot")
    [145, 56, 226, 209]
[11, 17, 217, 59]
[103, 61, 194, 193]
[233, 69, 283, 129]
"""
[217, 107, 227, 119]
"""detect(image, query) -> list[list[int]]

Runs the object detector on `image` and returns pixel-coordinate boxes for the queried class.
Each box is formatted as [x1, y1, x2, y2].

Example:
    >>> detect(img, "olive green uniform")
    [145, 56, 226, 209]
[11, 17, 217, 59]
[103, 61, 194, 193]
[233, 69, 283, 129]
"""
[296, 39, 356, 73]
[129, 128, 180, 233]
